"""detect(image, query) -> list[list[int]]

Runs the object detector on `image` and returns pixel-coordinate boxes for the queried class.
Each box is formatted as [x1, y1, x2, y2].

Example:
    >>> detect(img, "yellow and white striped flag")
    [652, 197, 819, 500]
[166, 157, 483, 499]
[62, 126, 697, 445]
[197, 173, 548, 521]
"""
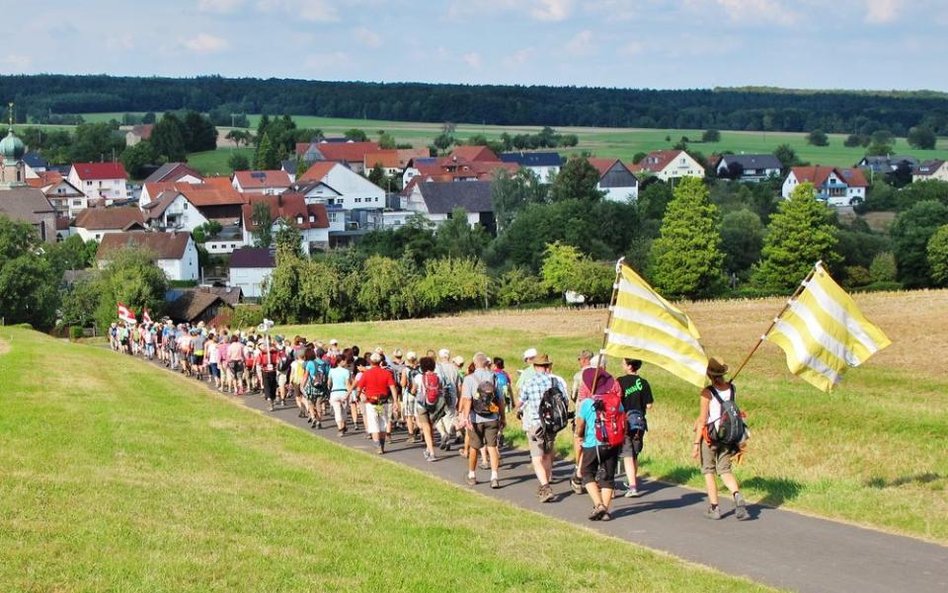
[765, 263, 891, 392]
[603, 262, 709, 387]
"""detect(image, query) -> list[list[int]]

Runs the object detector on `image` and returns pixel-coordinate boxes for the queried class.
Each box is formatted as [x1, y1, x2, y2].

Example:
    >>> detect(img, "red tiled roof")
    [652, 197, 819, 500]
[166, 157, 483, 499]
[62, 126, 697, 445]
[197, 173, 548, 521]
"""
[143, 182, 247, 208]
[27, 170, 65, 189]
[313, 141, 380, 163]
[630, 150, 685, 174]
[131, 124, 154, 140]
[241, 193, 329, 232]
[96, 231, 191, 260]
[203, 176, 234, 189]
[587, 158, 624, 177]
[233, 170, 292, 190]
[71, 162, 128, 180]
[449, 145, 500, 162]
[298, 161, 337, 183]
[364, 150, 400, 169]
[73, 206, 145, 231]
[790, 166, 868, 188]
[411, 156, 517, 183]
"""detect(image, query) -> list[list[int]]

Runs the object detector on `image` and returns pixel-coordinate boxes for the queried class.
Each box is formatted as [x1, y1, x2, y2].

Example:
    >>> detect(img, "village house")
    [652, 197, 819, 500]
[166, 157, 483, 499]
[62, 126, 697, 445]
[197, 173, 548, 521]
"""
[96, 231, 199, 282]
[0, 130, 57, 242]
[240, 193, 332, 254]
[631, 149, 705, 181]
[587, 158, 639, 202]
[782, 166, 868, 206]
[499, 151, 562, 182]
[296, 161, 384, 233]
[913, 159, 948, 183]
[400, 180, 495, 232]
[232, 170, 292, 195]
[72, 207, 147, 242]
[140, 182, 249, 254]
[67, 162, 129, 204]
[296, 140, 381, 174]
[228, 247, 276, 299]
[26, 171, 87, 217]
[143, 162, 204, 185]
[165, 289, 231, 326]
[715, 154, 782, 182]
[124, 124, 154, 147]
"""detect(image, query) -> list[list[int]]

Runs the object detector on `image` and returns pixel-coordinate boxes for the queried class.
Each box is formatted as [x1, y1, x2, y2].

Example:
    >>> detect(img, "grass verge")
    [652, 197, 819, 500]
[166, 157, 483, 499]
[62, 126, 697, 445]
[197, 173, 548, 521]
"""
[0, 327, 780, 592]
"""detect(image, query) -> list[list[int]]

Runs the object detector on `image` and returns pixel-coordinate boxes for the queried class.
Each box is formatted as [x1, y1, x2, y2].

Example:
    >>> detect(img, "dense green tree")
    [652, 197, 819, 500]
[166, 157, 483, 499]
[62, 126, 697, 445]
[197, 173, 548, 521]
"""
[151, 113, 188, 161]
[550, 157, 604, 203]
[892, 179, 948, 211]
[60, 275, 100, 328]
[70, 122, 124, 163]
[890, 200, 948, 288]
[183, 110, 218, 152]
[251, 202, 273, 247]
[93, 247, 168, 331]
[540, 242, 584, 295]
[356, 255, 414, 319]
[435, 208, 490, 259]
[702, 129, 721, 142]
[121, 140, 156, 179]
[752, 183, 840, 292]
[490, 168, 546, 234]
[720, 208, 764, 279]
[869, 252, 897, 283]
[927, 225, 948, 286]
[414, 257, 490, 313]
[227, 152, 250, 171]
[254, 132, 280, 170]
[773, 144, 799, 169]
[907, 125, 937, 150]
[648, 177, 724, 298]
[432, 132, 454, 154]
[274, 223, 303, 258]
[225, 129, 253, 147]
[344, 128, 368, 142]
[142, 112, 156, 124]
[378, 132, 396, 149]
[261, 252, 306, 323]
[0, 216, 40, 267]
[43, 234, 97, 277]
[298, 257, 344, 323]
[0, 255, 58, 328]
[807, 129, 829, 146]
[494, 267, 547, 307]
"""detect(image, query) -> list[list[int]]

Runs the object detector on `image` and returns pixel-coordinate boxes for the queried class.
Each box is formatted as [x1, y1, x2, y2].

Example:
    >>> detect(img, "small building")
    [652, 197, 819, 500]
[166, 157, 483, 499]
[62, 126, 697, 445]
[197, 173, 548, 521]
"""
[68, 162, 129, 204]
[232, 170, 292, 195]
[229, 247, 276, 299]
[143, 162, 204, 185]
[240, 193, 331, 254]
[913, 159, 948, 183]
[715, 154, 782, 182]
[587, 158, 639, 202]
[857, 155, 919, 174]
[96, 231, 199, 282]
[26, 171, 87, 218]
[402, 180, 495, 232]
[73, 207, 147, 242]
[782, 166, 868, 207]
[0, 187, 57, 243]
[125, 124, 154, 147]
[631, 150, 705, 181]
[499, 151, 562, 182]
[166, 289, 230, 325]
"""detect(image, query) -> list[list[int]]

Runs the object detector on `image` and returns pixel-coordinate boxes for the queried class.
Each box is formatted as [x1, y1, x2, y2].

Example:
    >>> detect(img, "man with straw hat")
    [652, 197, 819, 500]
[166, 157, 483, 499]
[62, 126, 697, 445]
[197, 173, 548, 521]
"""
[516, 353, 568, 502]
[692, 356, 749, 521]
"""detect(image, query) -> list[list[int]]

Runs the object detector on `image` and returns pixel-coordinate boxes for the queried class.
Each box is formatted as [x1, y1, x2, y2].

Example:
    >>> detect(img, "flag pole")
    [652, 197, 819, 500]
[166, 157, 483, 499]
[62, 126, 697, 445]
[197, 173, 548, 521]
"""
[591, 257, 625, 388]
[730, 261, 821, 382]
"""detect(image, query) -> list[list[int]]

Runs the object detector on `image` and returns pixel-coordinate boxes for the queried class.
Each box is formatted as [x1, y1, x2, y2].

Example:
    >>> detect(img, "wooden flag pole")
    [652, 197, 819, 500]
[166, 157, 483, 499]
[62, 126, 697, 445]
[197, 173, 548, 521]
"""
[591, 257, 626, 388]
[730, 262, 820, 382]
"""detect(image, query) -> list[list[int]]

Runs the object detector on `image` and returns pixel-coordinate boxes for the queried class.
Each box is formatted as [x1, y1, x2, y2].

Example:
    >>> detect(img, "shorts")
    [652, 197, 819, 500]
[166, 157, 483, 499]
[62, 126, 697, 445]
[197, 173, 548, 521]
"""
[262, 372, 278, 400]
[277, 374, 287, 387]
[191, 354, 204, 366]
[580, 445, 620, 489]
[526, 427, 551, 457]
[208, 363, 220, 378]
[469, 420, 500, 450]
[229, 361, 244, 375]
[364, 401, 392, 434]
[700, 441, 733, 475]
[621, 431, 645, 460]
[401, 393, 416, 417]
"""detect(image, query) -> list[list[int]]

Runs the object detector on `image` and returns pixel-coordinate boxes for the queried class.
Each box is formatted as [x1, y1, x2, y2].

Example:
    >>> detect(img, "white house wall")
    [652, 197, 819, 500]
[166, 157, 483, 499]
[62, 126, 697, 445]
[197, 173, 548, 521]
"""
[230, 267, 273, 298]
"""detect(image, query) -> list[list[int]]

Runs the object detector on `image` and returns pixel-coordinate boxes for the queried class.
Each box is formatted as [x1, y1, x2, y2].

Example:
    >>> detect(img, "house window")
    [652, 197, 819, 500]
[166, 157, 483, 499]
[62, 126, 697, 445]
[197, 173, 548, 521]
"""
[308, 215, 315, 223]
[355, 197, 362, 203]
[183, 203, 188, 209]
[297, 216, 303, 224]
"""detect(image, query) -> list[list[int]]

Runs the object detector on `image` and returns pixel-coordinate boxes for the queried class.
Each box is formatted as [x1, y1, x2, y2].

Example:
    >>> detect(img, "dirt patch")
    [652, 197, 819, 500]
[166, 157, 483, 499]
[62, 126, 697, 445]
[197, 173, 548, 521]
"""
[0, 337, 8, 355]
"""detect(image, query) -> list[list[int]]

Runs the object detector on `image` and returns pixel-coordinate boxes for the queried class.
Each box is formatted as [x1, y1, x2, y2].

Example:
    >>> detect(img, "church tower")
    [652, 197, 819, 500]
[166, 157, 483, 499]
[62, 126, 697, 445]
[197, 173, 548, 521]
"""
[0, 102, 27, 189]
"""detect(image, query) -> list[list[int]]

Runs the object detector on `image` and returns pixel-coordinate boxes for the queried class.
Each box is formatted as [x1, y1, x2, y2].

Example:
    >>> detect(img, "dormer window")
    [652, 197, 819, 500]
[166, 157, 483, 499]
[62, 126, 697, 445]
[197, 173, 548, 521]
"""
[296, 215, 303, 225]
[308, 215, 315, 223]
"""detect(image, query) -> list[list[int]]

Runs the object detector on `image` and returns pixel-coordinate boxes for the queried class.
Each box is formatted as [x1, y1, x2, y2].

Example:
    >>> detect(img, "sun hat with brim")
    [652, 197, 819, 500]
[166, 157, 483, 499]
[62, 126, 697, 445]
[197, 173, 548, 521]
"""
[707, 357, 729, 377]
[532, 353, 553, 366]
[523, 347, 538, 361]
[581, 367, 617, 395]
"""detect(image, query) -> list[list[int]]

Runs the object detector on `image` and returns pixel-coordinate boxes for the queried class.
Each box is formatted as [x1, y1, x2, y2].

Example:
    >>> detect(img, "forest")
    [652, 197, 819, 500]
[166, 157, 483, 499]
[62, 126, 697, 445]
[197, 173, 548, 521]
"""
[3, 74, 948, 136]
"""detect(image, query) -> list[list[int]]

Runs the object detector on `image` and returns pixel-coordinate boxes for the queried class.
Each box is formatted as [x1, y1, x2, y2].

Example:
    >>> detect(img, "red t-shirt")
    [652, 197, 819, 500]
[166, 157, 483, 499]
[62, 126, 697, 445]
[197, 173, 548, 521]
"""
[357, 366, 396, 402]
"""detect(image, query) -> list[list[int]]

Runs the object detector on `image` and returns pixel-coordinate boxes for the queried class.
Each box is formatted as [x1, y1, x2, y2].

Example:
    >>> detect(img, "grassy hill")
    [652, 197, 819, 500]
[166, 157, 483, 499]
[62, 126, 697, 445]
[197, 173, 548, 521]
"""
[0, 326, 778, 592]
[278, 290, 948, 544]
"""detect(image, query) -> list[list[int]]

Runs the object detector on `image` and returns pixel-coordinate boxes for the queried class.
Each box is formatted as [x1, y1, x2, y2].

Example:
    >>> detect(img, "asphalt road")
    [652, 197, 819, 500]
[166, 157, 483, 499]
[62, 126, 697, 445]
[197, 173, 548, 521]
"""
[156, 361, 947, 593]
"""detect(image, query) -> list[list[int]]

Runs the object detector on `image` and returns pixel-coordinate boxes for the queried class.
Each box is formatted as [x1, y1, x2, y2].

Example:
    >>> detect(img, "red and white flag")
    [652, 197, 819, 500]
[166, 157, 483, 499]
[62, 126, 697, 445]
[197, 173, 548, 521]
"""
[117, 303, 137, 324]
[142, 309, 153, 325]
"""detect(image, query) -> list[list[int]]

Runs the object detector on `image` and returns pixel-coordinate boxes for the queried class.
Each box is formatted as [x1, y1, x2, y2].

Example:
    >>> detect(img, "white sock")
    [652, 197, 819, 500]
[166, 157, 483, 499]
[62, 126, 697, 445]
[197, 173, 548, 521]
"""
[490, 470, 498, 480]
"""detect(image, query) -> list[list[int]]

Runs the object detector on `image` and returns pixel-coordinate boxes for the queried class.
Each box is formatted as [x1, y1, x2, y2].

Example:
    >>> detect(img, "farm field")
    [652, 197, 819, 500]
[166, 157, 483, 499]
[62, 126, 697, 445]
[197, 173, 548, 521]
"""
[65, 112, 948, 174]
[279, 289, 948, 543]
[0, 326, 779, 593]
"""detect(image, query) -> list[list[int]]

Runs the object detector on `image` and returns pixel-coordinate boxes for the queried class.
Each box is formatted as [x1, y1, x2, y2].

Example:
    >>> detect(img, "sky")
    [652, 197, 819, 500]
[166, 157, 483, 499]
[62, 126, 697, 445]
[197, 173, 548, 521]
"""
[3, 0, 947, 92]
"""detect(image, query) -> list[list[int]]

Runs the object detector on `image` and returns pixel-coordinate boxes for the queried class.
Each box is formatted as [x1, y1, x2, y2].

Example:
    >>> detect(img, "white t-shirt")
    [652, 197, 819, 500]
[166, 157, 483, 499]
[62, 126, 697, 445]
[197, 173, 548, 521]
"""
[707, 386, 733, 429]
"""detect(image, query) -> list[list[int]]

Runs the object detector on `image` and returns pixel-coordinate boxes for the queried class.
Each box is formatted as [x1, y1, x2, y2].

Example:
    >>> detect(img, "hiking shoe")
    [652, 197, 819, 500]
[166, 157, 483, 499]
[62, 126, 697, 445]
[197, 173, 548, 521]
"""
[490, 479, 500, 489]
[588, 505, 606, 521]
[337, 430, 345, 437]
[423, 450, 432, 462]
[570, 476, 584, 495]
[479, 461, 490, 470]
[734, 494, 748, 521]
[466, 475, 476, 486]
[705, 505, 722, 520]
[539, 484, 554, 503]
[623, 487, 641, 498]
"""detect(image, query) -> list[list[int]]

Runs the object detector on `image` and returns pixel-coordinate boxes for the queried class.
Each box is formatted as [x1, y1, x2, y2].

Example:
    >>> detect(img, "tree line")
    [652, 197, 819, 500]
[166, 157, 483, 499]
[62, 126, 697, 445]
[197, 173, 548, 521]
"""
[4, 74, 948, 136]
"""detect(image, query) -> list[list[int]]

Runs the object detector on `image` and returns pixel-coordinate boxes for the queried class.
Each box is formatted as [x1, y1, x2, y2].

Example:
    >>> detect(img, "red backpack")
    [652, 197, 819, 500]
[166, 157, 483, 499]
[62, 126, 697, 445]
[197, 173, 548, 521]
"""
[594, 385, 627, 447]
[422, 371, 441, 405]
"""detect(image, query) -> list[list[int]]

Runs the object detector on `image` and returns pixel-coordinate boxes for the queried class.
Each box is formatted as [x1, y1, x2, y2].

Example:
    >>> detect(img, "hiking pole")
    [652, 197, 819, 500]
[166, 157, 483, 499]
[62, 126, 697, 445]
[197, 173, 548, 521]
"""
[730, 261, 819, 382]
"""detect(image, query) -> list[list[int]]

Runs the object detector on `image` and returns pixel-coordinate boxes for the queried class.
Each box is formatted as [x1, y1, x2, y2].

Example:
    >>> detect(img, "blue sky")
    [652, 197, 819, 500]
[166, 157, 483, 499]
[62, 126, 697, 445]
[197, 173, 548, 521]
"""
[4, 0, 947, 91]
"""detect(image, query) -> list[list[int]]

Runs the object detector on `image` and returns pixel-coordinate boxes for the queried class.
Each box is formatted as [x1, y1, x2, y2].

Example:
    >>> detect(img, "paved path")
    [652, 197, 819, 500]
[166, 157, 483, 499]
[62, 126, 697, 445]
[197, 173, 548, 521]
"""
[155, 361, 947, 593]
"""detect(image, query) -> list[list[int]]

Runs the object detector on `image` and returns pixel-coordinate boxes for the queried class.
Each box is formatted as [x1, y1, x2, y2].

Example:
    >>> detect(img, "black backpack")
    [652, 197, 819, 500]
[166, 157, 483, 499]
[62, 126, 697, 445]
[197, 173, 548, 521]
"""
[538, 380, 570, 438]
[708, 383, 746, 447]
[471, 379, 500, 416]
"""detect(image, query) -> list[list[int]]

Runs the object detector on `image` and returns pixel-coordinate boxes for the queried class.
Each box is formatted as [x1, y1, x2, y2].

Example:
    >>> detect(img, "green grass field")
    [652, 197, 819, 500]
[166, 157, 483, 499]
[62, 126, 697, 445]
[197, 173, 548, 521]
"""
[0, 326, 780, 592]
[186, 147, 254, 177]
[275, 291, 948, 544]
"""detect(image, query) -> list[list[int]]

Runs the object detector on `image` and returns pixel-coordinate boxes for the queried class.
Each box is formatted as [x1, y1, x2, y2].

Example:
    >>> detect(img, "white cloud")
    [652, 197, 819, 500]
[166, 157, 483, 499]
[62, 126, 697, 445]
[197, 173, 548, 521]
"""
[686, 0, 799, 26]
[463, 52, 483, 69]
[354, 27, 382, 48]
[183, 33, 230, 54]
[197, 0, 245, 12]
[565, 30, 594, 55]
[865, 0, 901, 23]
[256, 0, 339, 22]
[508, 47, 536, 66]
[531, 0, 573, 21]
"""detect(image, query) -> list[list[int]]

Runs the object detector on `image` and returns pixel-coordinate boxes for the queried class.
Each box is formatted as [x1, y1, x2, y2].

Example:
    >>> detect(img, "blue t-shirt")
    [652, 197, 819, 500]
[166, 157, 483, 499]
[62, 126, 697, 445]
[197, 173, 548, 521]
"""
[578, 398, 601, 448]
[328, 366, 350, 393]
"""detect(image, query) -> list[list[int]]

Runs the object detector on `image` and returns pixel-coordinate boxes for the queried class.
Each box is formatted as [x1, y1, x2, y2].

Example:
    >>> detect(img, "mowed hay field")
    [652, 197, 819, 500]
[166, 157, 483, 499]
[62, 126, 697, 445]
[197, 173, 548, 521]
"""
[281, 290, 948, 543]
[0, 329, 780, 593]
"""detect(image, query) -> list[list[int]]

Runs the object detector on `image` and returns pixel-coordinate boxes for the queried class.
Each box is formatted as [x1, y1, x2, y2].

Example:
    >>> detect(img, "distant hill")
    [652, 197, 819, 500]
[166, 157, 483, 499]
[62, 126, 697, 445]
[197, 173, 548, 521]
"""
[2, 74, 947, 136]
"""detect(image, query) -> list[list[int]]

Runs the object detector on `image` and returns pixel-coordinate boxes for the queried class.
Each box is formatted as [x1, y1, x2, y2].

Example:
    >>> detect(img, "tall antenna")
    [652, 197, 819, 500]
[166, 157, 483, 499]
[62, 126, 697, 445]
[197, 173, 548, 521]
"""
[7, 102, 13, 129]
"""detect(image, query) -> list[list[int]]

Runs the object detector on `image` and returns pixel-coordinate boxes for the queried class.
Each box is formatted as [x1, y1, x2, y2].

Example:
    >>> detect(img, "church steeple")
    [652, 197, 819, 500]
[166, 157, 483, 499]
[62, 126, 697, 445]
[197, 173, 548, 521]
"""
[0, 102, 27, 188]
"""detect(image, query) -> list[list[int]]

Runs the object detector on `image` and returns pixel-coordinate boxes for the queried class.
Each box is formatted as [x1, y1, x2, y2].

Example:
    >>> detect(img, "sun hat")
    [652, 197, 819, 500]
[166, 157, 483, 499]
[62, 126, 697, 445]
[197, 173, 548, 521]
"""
[532, 353, 553, 366]
[438, 348, 450, 359]
[581, 367, 616, 395]
[707, 357, 729, 377]
[406, 351, 417, 361]
[522, 347, 538, 361]
[452, 355, 465, 366]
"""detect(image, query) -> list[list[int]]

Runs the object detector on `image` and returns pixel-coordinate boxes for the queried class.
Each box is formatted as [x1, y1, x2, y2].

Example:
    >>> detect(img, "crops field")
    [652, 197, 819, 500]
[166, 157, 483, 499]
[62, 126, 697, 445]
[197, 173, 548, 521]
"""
[277, 289, 948, 543]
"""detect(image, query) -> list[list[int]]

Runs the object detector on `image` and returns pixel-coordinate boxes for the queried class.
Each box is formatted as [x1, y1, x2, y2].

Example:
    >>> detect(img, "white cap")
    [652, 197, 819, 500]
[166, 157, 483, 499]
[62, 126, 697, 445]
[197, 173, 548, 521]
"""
[438, 348, 450, 359]
[523, 347, 538, 360]
[406, 351, 417, 361]
[329, 338, 338, 345]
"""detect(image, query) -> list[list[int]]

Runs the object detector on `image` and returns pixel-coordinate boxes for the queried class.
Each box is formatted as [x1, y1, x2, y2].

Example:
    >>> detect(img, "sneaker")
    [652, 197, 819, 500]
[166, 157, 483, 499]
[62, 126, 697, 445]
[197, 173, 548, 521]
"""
[734, 494, 748, 521]
[539, 484, 554, 503]
[624, 487, 641, 498]
[705, 505, 722, 520]
[423, 450, 432, 462]
[570, 475, 584, 495]
[490, 479, 500, 489]
[466, 475, 476, 486]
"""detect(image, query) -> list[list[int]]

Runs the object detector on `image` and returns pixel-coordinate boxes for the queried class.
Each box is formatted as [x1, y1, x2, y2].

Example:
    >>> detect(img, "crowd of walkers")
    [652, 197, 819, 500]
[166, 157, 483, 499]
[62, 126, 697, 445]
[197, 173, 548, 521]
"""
[109, 319, 749, 523]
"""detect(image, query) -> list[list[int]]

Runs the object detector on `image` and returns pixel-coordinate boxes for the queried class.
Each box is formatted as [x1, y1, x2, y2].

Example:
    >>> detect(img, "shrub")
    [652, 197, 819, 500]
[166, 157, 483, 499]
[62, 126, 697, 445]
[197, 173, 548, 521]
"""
[69, 326, 84, 341]
[231, 304, 264, 330]
[869, 252, 897, 283]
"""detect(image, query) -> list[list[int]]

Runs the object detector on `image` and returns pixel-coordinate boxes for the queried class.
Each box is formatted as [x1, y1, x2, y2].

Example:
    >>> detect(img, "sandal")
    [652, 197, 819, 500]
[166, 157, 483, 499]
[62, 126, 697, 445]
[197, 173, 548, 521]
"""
[588, 504, 607, 521]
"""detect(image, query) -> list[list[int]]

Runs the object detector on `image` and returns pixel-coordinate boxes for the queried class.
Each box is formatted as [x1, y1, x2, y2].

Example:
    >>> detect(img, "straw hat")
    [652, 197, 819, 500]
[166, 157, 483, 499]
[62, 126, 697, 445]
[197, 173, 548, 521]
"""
[532, 353, 553, 366]
[707, 357, 729, 377]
